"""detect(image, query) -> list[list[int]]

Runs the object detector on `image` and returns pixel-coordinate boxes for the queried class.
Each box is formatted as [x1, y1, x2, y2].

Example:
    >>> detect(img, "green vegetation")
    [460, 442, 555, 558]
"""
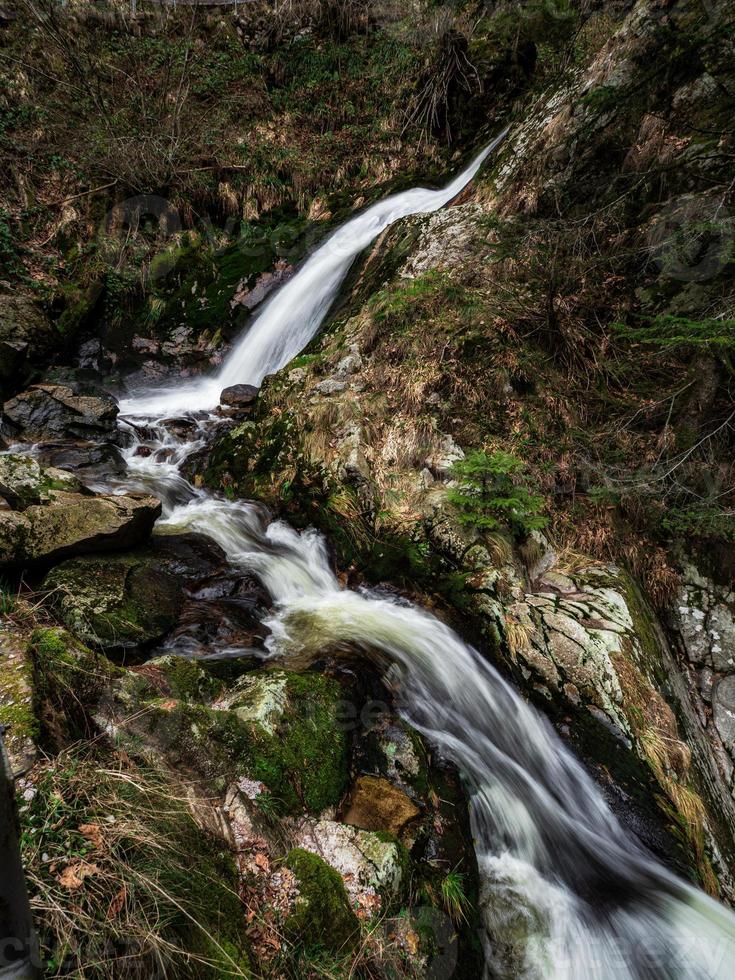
[0, 577, 16, 615]
[283, 848, 359, 953]
[612, 316, 735, 358]
[447, 451, 547, 536]
[20, 747, 251, 979]
[440, 869, 472, 925]
[118, 669, 350, 815]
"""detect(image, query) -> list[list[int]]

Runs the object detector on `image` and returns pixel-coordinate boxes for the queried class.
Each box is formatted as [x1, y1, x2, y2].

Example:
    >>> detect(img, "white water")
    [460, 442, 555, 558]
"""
[119, 131, 506, 417]
[112, 142, 735, 977]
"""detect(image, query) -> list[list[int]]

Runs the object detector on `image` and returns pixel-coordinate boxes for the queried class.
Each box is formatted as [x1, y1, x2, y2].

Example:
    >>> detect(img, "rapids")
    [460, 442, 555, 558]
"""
[112, 142, 735, 977]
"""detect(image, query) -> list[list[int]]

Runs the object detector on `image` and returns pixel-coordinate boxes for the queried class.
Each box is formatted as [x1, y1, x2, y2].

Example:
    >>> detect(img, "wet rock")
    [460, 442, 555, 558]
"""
[343, 774, 422, 837]
[3, 383, 118, 442]
[35, 441, 127, 479]
[0, 490, 160, 567]
[44, 549, 184, 651]
[163, 589, 269, 659]
[149, 531, 227, 583]
[713, 676, 735, 754]
[0, 454, 43, 509]
[357, 718, 430, 799]
[291, 817, 408, 916]
[220, 384, 259, 410]
[230, 261, 293, 312]
[283, 847, 359, 951]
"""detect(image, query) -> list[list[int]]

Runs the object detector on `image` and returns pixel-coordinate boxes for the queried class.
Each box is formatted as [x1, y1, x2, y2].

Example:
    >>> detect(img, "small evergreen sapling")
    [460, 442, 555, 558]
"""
[447, 450, 547, 536]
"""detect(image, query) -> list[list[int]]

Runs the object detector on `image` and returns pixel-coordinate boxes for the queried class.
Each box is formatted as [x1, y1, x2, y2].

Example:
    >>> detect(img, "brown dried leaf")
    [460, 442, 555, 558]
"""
[58, 861, 101, 890]
[78, 823, 104, 849]
[106, 886, 127, 920]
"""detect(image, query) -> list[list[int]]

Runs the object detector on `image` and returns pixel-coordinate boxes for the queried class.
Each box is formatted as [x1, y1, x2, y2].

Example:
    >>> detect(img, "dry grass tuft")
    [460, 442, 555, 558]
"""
[20, 747, 250, 978]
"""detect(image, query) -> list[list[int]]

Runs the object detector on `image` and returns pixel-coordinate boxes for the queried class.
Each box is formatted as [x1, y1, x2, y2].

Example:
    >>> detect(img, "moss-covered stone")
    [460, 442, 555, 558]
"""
[0, 626, 39, 773]
[283, 847, 359, 952]
[110, 668, 350, 815]
[44, 551, 184, 651]
[29, 626, 123, 745]
[0, 454, 43, 509]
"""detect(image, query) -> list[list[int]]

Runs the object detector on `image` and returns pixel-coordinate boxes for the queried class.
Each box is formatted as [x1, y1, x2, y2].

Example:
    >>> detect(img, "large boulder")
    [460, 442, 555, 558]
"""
[0, 489, 160, 566]
[2, 383, 118, 441]
[220, 384, 259, 411]
[44, 551, 183, 651]
[101, 666, 350, 814]
[41, 534, 223, 651]
[35, 442, 127, 480]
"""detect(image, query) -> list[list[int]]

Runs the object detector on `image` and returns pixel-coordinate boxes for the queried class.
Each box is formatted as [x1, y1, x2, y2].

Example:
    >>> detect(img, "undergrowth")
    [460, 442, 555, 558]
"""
[19, 746, 251, 979]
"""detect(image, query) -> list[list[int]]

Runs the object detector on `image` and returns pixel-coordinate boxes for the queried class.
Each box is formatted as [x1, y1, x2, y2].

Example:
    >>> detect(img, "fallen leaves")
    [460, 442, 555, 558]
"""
[58, 861, 101, 890]
[78, 822, 104, 849]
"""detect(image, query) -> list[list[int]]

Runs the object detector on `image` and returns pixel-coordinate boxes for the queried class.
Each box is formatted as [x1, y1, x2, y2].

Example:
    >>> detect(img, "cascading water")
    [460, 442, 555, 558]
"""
[114, 140, 735, 977]
[119, 130, 507, 417]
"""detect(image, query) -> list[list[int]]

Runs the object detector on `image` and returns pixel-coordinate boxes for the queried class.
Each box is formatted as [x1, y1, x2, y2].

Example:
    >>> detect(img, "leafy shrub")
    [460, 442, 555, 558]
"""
[447, 450, 547, 536]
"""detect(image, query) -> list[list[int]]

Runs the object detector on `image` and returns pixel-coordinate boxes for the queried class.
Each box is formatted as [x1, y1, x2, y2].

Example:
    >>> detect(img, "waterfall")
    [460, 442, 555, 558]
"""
[113, 137, 735, 977]
[119, 131, 507, 417]
[116, 426, 735, 979]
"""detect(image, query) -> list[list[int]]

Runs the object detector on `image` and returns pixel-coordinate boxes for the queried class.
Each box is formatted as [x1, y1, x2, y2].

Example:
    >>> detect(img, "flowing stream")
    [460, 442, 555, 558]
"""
[112, 141, 735, 978]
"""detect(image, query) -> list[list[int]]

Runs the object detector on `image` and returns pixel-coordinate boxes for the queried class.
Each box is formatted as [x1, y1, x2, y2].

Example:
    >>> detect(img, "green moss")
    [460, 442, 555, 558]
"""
[0, 647, 39, 748]
[55, 281, 103, 339]
[283, 848, 359, 952]
[149, 655, 223, 703]
[44, 553, 183, 651]
[120, 669, 349, 815]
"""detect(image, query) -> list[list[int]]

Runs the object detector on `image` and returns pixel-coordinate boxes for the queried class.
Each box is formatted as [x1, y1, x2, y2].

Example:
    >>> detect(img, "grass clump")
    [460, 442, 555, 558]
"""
[20, 746, 251, 979]
[440, 869, 472, 925]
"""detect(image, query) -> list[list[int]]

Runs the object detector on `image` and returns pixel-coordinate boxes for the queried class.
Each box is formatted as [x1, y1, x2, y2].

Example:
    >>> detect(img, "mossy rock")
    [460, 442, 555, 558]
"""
[43, 551, 185, 651]
[283, 848, 359, 952]
[221, 669, 351, 812]
[114, 668, 350, 815]
[29, 626, 123, 744]
[0, 628, 39, 773]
